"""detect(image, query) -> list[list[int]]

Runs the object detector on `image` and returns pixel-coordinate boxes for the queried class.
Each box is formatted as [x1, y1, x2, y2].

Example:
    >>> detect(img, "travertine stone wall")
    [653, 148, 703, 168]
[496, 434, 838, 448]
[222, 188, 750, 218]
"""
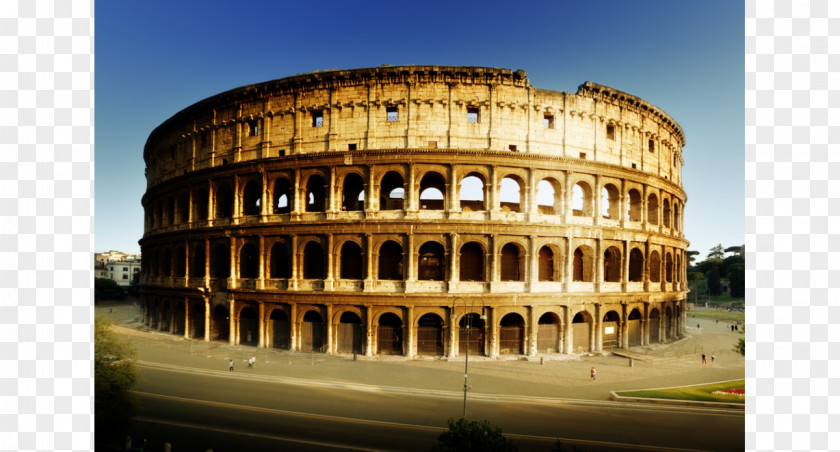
[139, 66, 688, 359]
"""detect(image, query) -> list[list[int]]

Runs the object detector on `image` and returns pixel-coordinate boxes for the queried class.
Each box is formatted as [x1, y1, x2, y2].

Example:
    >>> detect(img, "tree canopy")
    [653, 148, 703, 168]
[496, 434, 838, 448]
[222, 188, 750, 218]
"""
[95, 316, 138, 437]
[95, 277, 127, 301]
[435, 417, 518, 451]
[707, 244, 725, 261]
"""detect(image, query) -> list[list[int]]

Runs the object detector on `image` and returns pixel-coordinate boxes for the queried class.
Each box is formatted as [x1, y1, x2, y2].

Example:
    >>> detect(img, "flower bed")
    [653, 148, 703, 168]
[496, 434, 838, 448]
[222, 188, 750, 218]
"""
[712, 388, 745, 398]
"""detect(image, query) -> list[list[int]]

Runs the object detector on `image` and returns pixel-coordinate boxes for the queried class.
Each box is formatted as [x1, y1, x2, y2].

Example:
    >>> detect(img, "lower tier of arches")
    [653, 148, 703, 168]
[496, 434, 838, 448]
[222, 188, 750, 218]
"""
[139, 291, 687, 358]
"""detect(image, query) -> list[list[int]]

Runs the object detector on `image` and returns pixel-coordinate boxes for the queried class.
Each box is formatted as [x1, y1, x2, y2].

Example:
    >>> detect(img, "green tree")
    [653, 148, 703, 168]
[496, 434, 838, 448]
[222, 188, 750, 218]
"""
[126, 272, 141, 298]
[729, 265, 745, 298]
[707, 267, 722, 296]
[724, 245, 742, 255]
[95, 316, 139, 437]
[708, 244, 725, 261]
[719, 254, 745, 279]
[435, 417, 518, 452]
[95, 277, 127, 301]
[734, 337, 745, 356]
[686, 250, 700, 266]
[687, 271, 704, 282]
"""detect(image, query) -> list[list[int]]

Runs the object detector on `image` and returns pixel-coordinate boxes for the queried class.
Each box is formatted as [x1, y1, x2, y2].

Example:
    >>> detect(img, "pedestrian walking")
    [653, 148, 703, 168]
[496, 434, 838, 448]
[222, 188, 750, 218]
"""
[229, 359, 234, 371]
[701, 353, 707, 365]
[590, 367, 596, 381]
[250, 356, 256, 368]
[711, 354, 715, 365]
[697, 323, 700, 329]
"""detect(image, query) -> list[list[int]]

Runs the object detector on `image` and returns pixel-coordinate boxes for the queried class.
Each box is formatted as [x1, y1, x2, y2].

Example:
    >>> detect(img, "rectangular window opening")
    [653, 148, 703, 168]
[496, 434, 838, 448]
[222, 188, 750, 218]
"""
[632, 163, 637, 169]
[509, 145, 517, 152]
[648, 139, 654, 152]
[579, 152, 586, 159]
[544, 115, 554, 129]
[313, 112, 324, 127]
[467, 107, 479, 124]
[607, 124, 615, 140]
[248, 121, 259, 136]
[386, 107, 398, 122]
[279, 149, 286, 156]
[428, 141, 437, 149]
[348, 143, 357, 151]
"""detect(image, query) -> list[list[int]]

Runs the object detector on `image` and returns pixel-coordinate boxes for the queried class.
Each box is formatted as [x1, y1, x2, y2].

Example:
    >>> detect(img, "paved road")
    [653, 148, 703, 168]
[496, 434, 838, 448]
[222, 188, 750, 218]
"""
[97, 304, 746, 451]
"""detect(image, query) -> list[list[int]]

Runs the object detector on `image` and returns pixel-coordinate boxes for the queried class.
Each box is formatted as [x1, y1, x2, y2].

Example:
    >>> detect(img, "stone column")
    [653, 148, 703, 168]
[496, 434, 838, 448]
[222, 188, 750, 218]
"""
[233, 175, 240, 223]
[327, 166, 337, 218]
[528, 306, 537, 356]
[448, 233, 459, 292]
[326, 304, 334, 354]
[258, 236, 265, 290]
[364, 234, 374, 291]
[365, 305, 373, 357]
[204, 296, 210, 342]
[324, 234, 334, 291]
[258, 301, 265, 348]
[448, 307, 458, 358]
[528, 235, 537, 291]
[563, 306, 572, 354]
[621, 304, 629, 348]
[229, 236, 237, 290]
[565, 238, 573, 292]
[229, 295, 236, 345]
[406, 306, 415, 358]
[593, 174, 601, 225]
[204, 238, 210, 288]
[488, 166, 499, 213]
[261, 170, 269, 218]
[487, 306, 497, 358]
[290, 235, 299, 291]
[406, 233, 416, 289]
[406, 164, 417, 214]
[526, 169, 537, 221]
[183, 241, 190, 287]
[448, 166, 459, 212]
[184, 297, 190, 339]
[208, 179, 215, 222]
[641, 303, 649, 346]
[593, 304, 602, 353]
[289, 303, 298, 351]
[594, 239, 602, 293]
[622, 239, 630, 291]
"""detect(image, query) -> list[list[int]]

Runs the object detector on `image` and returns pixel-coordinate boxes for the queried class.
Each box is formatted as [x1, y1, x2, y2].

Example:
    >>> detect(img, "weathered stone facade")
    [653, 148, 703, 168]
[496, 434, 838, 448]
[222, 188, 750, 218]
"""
[139, 65, 688, 358]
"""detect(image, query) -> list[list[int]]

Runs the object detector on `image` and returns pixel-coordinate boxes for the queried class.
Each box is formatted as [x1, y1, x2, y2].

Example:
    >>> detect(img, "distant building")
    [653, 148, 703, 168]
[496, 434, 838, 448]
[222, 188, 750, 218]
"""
[94, 263, 108, 279]
[106, 258, 142, 286]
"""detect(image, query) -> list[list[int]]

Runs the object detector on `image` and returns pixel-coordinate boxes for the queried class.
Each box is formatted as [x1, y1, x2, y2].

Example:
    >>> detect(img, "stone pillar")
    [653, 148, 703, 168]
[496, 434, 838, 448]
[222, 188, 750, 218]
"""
[327, 166, 337, 217]
[183, 241, 190, 287]
[229, 236, 237, 290]
[594, 239, 602, 293]
[488, 165, 498, 213]
[326, 304, 334, 354]
[364, 234, 374, 291]
[207, 179, 215, 222]
[528, 306, 537, 357]
[324, 234, 334, 291]
[641, 303, 649, 346]
[487, 306, 497, 358]
[406, 233, 416, 288]
[448, 233, 459, 291]
[448, 307, 458, 358]
[233, 175, 240, 223]
[258, 236, 265, 290]
[261, 171, 269, 217]
[406, 164, 417, 214]
[563, 306, 572, 354]
[204, 238, 210, 288]
[526, 169, 537, 221]
[229, 296, 236, 345]
[290, 235, 299, 290]
[594, 304, 602, 353]
[489, 234, 498, 285]
[406, 306, 415, 358]
[528, 235, 537, 291]
[593, 174, 601, 225]
[621, 304, 629, 349]
[289, 303, 298, 351]
[365, 305, 373, 357]
[565, 238, 573, 292]
[622, 239, 630, 291]
[184, 297, 190, 339]
[258, 301, 265, 348]
[204, 296, 210, 342]
[448, 166, 459, 212]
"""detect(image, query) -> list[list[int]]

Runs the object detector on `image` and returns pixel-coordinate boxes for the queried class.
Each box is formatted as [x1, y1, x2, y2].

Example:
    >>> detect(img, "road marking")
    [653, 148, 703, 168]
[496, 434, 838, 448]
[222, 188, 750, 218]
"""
[133, 391, 716, 451]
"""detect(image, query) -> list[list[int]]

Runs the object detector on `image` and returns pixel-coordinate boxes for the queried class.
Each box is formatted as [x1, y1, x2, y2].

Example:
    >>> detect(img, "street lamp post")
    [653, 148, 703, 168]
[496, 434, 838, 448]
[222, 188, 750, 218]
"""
[452, 297, 485, 419]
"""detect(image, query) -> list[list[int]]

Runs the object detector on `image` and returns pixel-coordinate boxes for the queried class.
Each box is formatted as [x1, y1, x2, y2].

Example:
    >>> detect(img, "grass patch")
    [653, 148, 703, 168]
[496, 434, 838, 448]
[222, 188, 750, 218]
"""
[687, 309, 745, 323]
[616, 380, 745, 404]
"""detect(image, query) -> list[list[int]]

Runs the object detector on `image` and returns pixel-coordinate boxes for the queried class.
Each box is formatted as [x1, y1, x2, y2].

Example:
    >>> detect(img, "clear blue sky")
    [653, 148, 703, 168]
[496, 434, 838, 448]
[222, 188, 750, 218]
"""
[95, 0, 744, 260]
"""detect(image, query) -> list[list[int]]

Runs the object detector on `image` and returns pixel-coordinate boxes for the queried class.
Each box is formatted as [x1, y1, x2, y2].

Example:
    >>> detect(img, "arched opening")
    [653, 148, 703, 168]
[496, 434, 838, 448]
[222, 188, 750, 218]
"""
[301, 310, 324, 352]
[573, 246, 594, 282]
[151, 249, 159, 277]
[538, 246, 556, 281]
[629, 248, 644, 282]
[647, 193, 659, 225]
[188, 301, 205, 339]
[459, 174, 485, 211]
[195, 188, 209, 220]
[459, 242, 485, 282]
[239, 306, 258, 346]
[500, 243, 524, 281]
[649, 308, 661, 343]
[210, 244, 230, 279]
[162, 248, 172, 277]
[602, 183, 620, 219]
[174, 246, 186, 277]
[215, 183, 234, 218]
[377, 313, 403, 355]
[339, 242, 364, 279]
[378, 241, 404, 280]
[416, 313, 444, 356]
[337, 312, 363, 354]
[418, 241, 445, 281]
[303, 242, 325, 279]
[341, 173, 365, 212]
[239, 243, 259, 279]
[673, 202, 681, 231]
[602, 311, 620, 348]
[379, 171, 405, 211]
[499, 176, 522, 212]
[572, 182, 593, 217]
[178, 193, 190, 223]
[273, 178, 293, 214]
[665, 306, 673, 339]
[537, 178, 561, 215]
[269, 242, 290, 279]
[191, 245, 205, 278]
[649, 251, 661, 283]
[459, 313, 485, 356]
[665, 252, 674, 283]
[537, 312, 561, 353]
[165, 197, 175, 226]
[603, 246, 622, 283]
[154, 201, 163, 228]
[173, 302, 185, 335]
[572, 311, 592, 353]
[269, 309, 290, 349]
[306, 175, 327, 212]
[242, 181, 262, 216]
[210, 305, 229, 341]
[663, 198, 671, 228]
[499, 313, 525, 355]
[627, 189, 641, 222]
[628, 309, 642, 346]
[419, 172, 446, 211]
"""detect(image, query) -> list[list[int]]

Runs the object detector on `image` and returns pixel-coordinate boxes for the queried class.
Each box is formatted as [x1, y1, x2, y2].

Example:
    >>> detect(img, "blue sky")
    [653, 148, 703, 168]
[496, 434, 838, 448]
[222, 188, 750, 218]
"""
[95, 0, 744, 260]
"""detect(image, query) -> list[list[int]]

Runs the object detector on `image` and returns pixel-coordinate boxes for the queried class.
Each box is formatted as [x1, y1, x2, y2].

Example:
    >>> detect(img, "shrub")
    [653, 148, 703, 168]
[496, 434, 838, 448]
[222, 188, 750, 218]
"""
[435, 417, 518, 451]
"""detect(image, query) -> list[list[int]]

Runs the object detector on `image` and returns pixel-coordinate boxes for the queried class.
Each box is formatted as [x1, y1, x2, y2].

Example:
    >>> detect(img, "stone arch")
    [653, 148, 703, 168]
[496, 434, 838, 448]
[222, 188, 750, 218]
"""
[459, 173, 486, 211]
[627, 188, 642, 222]
[648, 307, 661, 343]
[537, 312, 562, 353]
[538, 245, 559, 281]
[418, 241, 446, 281]
[269, 241, 290, 279]
[215, 182, 234, 218]
[305, 174, 328, 212]
[537, 178, 562, 215]
[663, 198, 672, 229]
[573, 245, 594, 282]
[341, 172, 365, 212]
[339, 241, 364, 279]
[602, 310, 620, 348]
[191, 243, 206, 278]
[418, 171, 446, 211]
[300, 309, 325, 352]
[379, 171, 405, 211]
[500, 242, 525, 281]
[303, 241, 325, 279]
[187, 299, 205, 339]
[627, 308, 643, 346]
[336, 311, 363, 354]
[416, 312, 445, 356]
[377, 312, 403, 355]
[194, 187, 209, 220]
[151, 249, 160, 277]
[210, 243, 230, 279]
[673, 201, 681, 231]
[603, 246, 622, 283]
[174, 246, 186, 278]
[378, 240, 404, 280]
[165, 196, 175, 226]
[629, 248, 644, 282]
[272, 177, 293, 214]
[268, 307, 290, 349]
[178, 192, 190, 223]
[238, 305, 259, 345]
[459, 241, 485, 282]
[162, 247, 172, 277]
[649, 250, 661, 283]
[571, 311, 593, 353]
[572, 181, 594, 217]
[210, 304, 229, 341]
[665, 252, 674, 283]
[239, 243, 259, 279]
[458, 312, 485, 356]
[601, 183, 620, 220]
[499, 312, 525, 355]
[499, 175, 524, 212]
[647, 193, 659, 225]
[241, 179, 262, 216]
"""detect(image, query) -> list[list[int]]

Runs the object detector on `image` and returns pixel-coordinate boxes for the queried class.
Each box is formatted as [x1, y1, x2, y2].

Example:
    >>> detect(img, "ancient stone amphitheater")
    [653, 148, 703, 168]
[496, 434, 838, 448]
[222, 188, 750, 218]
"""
[139, 65, 688, 359]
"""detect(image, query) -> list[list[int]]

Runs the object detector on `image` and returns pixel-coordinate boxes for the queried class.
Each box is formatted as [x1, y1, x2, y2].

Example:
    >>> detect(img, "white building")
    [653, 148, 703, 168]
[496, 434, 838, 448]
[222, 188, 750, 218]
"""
[106, 258, 142, 286]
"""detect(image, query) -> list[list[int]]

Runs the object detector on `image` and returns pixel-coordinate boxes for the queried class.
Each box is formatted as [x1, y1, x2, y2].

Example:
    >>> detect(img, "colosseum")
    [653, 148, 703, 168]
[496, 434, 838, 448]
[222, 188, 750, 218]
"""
[138, 65, 688, 359]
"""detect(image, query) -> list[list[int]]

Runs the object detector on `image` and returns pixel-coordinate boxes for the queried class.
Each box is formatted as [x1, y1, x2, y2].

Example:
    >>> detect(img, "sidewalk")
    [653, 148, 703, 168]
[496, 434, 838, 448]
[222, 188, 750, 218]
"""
[98, 304, 745, 402]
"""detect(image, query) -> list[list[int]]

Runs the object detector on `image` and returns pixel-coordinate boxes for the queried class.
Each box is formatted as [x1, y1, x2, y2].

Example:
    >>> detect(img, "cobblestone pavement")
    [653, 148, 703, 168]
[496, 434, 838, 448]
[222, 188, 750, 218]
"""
[97, 304, 745, 401]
